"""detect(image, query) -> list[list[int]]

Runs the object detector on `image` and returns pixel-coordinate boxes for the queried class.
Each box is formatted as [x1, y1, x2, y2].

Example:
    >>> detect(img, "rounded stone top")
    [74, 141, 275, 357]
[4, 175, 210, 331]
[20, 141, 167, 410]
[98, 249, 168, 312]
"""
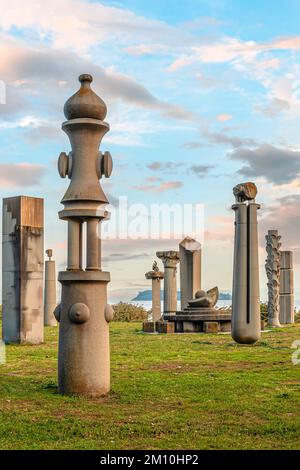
[233, 182, 257, 202]
[63, 74, 107, 121]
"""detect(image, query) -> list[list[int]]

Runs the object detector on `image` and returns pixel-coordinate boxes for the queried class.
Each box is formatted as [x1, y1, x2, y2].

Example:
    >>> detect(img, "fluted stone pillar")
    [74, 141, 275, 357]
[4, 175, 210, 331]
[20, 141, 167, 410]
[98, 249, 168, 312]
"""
[231, 182, 261, 344]
[280, 251, 294, 324]
[265, 230, 281, 327]
[179, 237, 201, 309]
[55, 74, 114, 397]
[156, 251, 179, 316]
[145, 261, 164, 322]
[44, 249, 57, 326]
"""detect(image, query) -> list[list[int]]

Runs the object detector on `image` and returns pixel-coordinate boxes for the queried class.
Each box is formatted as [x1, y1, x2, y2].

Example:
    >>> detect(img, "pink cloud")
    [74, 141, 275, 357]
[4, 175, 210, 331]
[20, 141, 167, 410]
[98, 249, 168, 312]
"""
[133, 181, 183, 193]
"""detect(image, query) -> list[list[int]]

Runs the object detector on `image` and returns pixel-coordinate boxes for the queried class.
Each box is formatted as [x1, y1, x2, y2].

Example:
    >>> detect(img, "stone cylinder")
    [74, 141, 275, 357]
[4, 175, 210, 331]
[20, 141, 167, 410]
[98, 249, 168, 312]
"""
[44, 257, 57, 326]
[156, 251, 179, 315]
[58, 271, 110, 396]
[145, 267, 164, 322]
[279, 251, 294, 324]
[179, 237, 201, 309]
[231, 195, 261, 344]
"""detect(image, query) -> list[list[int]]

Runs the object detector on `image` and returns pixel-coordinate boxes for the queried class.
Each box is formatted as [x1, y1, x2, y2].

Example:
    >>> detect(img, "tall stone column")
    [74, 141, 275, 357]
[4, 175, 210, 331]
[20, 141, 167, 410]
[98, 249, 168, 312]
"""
[44, 249, 57, 326]
[145, 261, 164, 322]
[55, 74, 114, 396]
[231, 182, 261, 344]
[2, 196, 44, 344]
[156, 251, 179, 315]
[280, 251, 294, 324]
[265, 230, 281, 327]
[179, 236, 201, 309]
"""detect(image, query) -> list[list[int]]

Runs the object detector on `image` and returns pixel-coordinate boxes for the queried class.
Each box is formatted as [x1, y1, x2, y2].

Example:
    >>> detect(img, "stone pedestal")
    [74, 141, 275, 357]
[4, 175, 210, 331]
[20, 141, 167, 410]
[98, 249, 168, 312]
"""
[156, 251, 179, 316]
[179, 237, 201, 310]
[55, 74, 114, 396]
[2, 196, 44, 344]
[265, 230, 281, 327]
[280, 251, 294, 324]
[231, 182, 261, 344]
[44, 249, 57, 326]
[145, 262, 164, 322]
[165, 308, 231, 333]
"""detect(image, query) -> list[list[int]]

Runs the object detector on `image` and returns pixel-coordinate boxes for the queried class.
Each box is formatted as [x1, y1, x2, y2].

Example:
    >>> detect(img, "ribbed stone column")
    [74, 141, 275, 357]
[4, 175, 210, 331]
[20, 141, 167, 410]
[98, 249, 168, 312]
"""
[179, 237, 201, 309]
[156, 251, 179, 316]
[280, 251, 294, 324]
[145, 261, 164, 322]
[265, 230, 281, 327]
[44, 249, 57, 326]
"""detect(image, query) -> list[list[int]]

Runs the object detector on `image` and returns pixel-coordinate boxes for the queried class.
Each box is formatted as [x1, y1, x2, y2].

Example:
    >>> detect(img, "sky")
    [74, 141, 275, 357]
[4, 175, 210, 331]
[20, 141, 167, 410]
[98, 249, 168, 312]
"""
[1, 0, 300, 302]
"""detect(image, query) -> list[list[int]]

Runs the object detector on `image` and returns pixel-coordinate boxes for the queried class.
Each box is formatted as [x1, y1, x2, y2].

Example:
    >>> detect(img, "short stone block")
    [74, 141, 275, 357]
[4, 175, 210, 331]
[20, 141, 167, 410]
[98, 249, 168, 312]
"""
[156, 321, 175, 334]
[142, 321, 156, 333]
[203, 321, 219, 333]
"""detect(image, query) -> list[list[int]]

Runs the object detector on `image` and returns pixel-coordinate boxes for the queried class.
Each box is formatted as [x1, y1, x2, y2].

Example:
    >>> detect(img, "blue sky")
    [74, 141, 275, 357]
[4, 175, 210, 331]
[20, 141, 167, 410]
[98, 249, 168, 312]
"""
[1, 0, 300, 302]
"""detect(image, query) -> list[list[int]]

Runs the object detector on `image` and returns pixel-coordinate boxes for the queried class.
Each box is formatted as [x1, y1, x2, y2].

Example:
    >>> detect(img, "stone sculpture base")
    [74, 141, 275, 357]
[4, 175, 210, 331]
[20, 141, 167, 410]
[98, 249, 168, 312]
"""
[164, 308, 231, 333]
[58, 271, 110, 397]
[142, 320, 175, 334]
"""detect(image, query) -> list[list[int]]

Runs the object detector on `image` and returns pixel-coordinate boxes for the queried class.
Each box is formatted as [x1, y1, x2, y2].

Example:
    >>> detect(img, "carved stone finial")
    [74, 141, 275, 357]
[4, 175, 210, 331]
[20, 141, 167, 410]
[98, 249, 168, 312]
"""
[46, 249, 53, 260]
[63, 74, 107, 121]
[233, 182, 257, 202]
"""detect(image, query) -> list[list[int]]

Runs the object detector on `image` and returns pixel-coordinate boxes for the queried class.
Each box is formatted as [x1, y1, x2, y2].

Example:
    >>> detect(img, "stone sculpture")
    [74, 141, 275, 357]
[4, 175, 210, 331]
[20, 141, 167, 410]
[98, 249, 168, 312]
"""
[55, 74, 114, 396]
[280, 251, 294, 324]
[156, 251, 180, 315]
[164, 285, 231, 333]
[44, 249, 57, 326]
[231, 182, 261, 344]
[145, 261, 164, 322]
[179, 237, 201, 310]
[265, 230, 281, 327]
[2, 196, 44, 344]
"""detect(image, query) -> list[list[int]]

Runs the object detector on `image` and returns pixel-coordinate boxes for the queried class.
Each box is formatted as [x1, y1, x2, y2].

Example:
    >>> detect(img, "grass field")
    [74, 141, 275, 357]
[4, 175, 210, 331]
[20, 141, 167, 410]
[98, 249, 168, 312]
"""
[0, 322, 299, 450]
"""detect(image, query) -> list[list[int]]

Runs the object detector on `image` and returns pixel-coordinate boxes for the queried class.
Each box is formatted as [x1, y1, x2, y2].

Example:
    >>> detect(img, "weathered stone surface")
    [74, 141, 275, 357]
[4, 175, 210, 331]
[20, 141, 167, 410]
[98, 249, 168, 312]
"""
[265, 230, 281, 327]
[231, 183, 261, 344]
[142, 321, 156, 333]
[44, 249, 57, 326]
[179, 237, 201, 310]
[2, 196, 44, 344]
[156, 251, 179, 315]
[203, 322, 219, 334]
[145, 261, 164, 322]
[57, 74, 113, 397]
[233, 182, 257, 202]
[156, 321, 175, 334]
[279, 251, 294, 324]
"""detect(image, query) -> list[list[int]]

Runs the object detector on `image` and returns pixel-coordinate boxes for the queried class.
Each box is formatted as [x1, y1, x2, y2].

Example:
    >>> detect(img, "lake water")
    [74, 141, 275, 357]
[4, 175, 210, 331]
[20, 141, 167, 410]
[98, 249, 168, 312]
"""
[130, 299, 232, 310]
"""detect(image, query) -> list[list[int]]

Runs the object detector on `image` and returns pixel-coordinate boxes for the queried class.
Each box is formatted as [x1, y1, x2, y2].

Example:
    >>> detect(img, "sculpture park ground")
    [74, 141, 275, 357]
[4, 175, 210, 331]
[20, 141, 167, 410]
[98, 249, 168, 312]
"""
[0, 320, 299, 450]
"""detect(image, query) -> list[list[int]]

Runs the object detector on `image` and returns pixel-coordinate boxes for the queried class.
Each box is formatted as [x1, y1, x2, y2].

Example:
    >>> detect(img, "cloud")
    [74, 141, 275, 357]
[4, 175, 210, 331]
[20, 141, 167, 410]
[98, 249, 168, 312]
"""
[190, 165, 214, 176]
[133, 181, 183, 193]
[217, 113, 232, 122]
[230, 144, 300, 185]
[184, 129, 258, 150]
[260, 194, 300, 260]
[0, 37, 195, 123]
[0, 162, 46, 187]
[147, 161, 183, 172]
[0, 0, 185, 53]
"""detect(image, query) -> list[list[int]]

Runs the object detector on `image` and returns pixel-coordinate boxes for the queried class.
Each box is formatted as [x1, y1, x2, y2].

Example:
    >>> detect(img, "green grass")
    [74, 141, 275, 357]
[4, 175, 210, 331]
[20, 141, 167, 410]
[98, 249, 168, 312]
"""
[0, 322, 299, 450]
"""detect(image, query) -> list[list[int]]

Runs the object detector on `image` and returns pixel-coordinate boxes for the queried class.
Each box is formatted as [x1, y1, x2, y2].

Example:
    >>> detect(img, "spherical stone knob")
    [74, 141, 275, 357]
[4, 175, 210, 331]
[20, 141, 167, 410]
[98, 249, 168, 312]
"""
[105, 304, 114, 323]
[69, 303, 90, 324]
[63, 74, 107, 121]
[54, 304, 61, 322]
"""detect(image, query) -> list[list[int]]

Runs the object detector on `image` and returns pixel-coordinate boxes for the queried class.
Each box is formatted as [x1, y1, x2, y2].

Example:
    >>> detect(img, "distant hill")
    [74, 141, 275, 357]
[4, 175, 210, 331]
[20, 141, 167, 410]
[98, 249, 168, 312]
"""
[132, 290, 232, 301]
